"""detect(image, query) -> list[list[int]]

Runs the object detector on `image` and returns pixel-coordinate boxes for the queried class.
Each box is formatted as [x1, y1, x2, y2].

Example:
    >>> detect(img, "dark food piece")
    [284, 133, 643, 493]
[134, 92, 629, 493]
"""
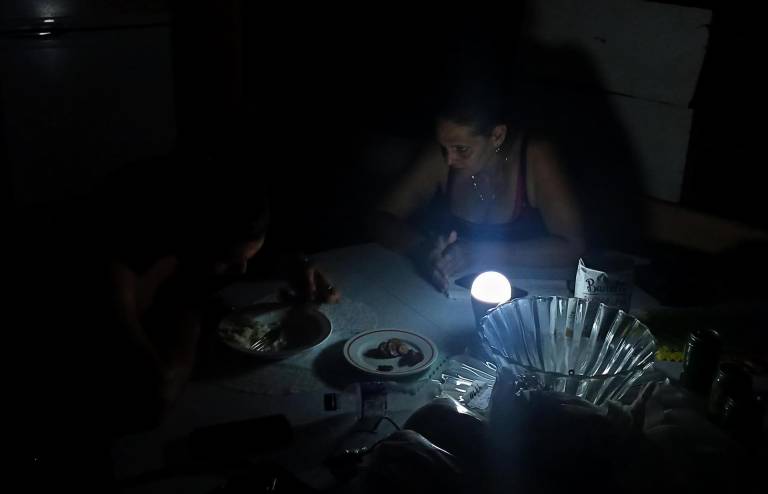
[400, 350, 425, 367]
[376, 341, 388, 356]
[377, 365, 394, 372]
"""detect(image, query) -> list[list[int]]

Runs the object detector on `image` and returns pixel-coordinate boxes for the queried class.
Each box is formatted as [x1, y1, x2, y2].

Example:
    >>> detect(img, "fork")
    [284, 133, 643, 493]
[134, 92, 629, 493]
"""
[250, 327, 282, 351]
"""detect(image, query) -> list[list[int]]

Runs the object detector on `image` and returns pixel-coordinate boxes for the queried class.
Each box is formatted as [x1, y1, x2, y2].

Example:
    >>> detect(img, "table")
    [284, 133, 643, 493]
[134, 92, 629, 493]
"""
[113, 243, 668, 492]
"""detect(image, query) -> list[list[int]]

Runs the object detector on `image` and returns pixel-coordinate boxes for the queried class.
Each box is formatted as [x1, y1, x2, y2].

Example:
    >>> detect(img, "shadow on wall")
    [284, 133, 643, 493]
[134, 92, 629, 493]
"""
[186, 4, 644, 253]
[514, 42, 646, 252]
[357, 39, 645, 253]
[237, 5, 530, 251]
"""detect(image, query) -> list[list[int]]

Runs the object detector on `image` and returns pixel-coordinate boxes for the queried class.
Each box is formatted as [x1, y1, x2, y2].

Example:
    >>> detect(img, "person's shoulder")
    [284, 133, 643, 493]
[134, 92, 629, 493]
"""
[525, 132, 558, 158]
[523, 134, 570, 207]
[525, 134, 565, 174]
[411, 141, 446, 182]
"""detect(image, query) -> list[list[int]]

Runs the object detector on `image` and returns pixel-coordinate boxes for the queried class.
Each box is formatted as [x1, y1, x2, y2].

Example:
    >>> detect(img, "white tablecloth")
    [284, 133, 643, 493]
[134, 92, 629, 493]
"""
[113, 243, 666, 491]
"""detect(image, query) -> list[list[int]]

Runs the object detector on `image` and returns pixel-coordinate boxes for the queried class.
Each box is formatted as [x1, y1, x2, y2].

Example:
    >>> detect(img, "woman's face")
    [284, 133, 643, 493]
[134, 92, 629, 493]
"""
[436, 119, 498, 175]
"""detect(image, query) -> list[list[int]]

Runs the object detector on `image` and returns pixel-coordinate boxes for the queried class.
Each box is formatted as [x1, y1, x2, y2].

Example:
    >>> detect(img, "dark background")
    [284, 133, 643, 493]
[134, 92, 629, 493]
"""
[4, 1, 765, 253]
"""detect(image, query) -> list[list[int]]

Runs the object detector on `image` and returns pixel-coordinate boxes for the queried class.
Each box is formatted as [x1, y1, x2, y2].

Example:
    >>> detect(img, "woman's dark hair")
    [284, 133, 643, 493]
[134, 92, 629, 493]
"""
[435, 80, 520, 136]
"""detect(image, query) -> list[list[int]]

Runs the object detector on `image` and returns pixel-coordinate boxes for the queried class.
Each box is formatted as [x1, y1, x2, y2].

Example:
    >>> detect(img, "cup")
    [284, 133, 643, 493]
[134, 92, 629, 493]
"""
[574, 253, 634, 310]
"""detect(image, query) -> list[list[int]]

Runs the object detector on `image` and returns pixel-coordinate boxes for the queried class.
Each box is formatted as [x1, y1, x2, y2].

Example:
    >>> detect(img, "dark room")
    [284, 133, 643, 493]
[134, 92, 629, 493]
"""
[6, 1, 767, 492]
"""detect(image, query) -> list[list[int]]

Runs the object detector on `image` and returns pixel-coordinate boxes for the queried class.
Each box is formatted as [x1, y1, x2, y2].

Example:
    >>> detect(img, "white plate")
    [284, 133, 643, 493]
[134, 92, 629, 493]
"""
[218, 304, 332, 359]
[343, 329, 438, 377]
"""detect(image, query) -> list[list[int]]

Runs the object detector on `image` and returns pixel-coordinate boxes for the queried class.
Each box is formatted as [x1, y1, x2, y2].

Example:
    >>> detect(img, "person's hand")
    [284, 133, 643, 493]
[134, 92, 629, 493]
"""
[434, 237, 474, 280]
[287, 255, 341, 304]
[424, 231, 476, 293]
[303, 263, 342, 304]
[423, 231, 457, 294]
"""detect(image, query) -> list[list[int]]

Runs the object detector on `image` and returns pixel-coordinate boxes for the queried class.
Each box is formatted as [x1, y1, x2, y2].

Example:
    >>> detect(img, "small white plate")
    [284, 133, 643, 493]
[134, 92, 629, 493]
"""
[343, 329, 438, 377]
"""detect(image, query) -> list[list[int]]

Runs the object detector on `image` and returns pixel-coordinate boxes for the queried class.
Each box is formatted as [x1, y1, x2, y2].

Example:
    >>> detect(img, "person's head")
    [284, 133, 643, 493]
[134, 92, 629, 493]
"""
[172, 157, 271, 276]
[435, 82, 511, 174]
[102, 152, 272, 277]
[206, 206, 269, 276]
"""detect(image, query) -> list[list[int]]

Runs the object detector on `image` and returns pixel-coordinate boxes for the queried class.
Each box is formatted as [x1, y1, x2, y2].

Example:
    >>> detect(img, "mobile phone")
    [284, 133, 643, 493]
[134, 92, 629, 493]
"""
[454, 273, 478, 290]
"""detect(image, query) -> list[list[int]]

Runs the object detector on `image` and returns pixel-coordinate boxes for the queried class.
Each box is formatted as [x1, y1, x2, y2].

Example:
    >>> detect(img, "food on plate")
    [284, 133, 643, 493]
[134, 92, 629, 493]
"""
[372, 338, 424, 367]
[219, 319, 287, 352]
[376, 338, 408, 357]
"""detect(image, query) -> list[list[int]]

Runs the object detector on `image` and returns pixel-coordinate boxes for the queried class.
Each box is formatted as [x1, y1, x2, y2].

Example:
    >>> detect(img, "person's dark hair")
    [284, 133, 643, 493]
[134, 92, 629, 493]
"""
[435, 80, 518, 136]
[186, 186, 270, 252]
[173, 152, 271, 258]
[100, 151, 270, 272]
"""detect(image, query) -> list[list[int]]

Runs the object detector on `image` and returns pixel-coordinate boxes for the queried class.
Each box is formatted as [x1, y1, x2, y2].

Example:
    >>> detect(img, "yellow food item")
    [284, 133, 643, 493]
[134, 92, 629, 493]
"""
[656, 345, 684, 362]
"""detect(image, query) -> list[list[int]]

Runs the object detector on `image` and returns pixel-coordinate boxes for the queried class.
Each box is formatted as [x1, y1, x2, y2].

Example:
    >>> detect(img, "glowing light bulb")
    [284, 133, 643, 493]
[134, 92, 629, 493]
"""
[470, 271, 512, 304]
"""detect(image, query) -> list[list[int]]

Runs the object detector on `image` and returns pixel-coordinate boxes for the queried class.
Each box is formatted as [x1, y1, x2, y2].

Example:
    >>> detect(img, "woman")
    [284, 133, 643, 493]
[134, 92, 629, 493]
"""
[371, 85, 587, 292]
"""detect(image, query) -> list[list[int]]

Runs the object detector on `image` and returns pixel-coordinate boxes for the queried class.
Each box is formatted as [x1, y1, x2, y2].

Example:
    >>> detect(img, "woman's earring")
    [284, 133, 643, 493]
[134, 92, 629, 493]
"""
[495, 146, 501, 154]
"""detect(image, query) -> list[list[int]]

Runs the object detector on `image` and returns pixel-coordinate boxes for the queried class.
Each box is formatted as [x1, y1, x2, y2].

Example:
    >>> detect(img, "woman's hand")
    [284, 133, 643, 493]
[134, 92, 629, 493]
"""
[421, 231, 458, 294]
[434, 237, 475, 280]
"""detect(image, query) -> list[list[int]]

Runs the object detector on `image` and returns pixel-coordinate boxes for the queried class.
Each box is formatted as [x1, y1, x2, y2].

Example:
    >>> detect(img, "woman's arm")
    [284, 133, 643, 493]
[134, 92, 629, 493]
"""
[527, 138, 587, 255]
[369, 145, 446, 255]
[461, 235, 584, 271]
